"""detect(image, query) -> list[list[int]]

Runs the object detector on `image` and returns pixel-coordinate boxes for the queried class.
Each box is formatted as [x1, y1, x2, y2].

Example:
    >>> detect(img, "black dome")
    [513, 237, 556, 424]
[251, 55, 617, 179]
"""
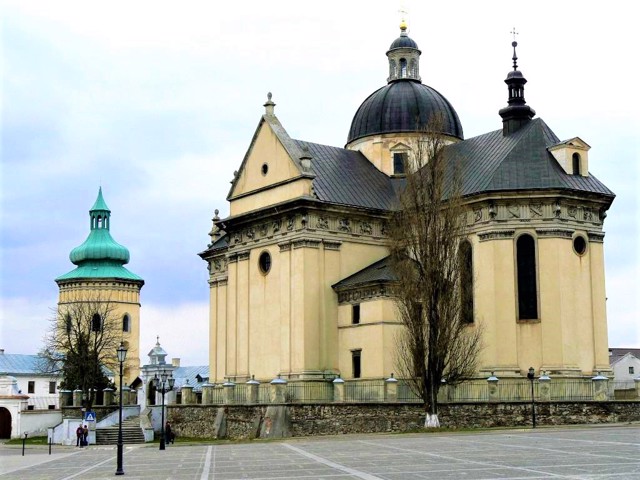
[389, 35, 419, 50]
[347, 81, 464, 144]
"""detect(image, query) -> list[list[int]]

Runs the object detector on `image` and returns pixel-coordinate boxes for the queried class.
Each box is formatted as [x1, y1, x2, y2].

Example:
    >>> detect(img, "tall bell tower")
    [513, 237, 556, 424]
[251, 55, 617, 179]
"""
[56, 188, 144, 386]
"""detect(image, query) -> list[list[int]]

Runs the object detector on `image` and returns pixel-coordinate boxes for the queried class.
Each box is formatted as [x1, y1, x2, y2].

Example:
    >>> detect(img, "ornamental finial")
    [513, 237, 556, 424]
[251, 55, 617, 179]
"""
[510, 27, 519, 70]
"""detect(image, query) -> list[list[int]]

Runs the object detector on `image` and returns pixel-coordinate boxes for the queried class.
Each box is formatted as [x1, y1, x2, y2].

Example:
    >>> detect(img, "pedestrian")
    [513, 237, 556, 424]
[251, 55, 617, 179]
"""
[165, 422, 172, 445]
[76, 424, 83, 447]
[83, 425, 89, 446]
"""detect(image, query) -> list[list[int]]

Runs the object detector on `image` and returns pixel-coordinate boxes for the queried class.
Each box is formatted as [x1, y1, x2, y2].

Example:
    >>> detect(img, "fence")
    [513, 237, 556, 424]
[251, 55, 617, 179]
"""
[175, 376, 638, 406]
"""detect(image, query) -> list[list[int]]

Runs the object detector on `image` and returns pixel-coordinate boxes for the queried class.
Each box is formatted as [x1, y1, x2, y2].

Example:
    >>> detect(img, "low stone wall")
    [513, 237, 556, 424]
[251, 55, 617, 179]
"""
[167, 401, 640, 440]
[62, 406, 118, 421]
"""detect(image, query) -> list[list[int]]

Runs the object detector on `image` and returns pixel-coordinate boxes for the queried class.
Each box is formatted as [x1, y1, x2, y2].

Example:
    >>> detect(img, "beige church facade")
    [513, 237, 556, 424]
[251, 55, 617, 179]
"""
[200, 24, 614, 383]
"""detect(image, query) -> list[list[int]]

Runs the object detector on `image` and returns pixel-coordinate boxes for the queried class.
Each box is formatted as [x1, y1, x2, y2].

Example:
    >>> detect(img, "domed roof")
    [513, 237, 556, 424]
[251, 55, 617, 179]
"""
[389, 35, 418, 50]
[56, 188, 143, 283]
[69, 229, 130, 264]
[347, 81, 464, 144]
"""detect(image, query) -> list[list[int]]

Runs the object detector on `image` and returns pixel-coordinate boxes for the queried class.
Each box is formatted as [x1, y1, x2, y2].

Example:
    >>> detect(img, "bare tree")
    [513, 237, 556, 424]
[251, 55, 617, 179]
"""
[390, 117, 482, 427]
[40, 293, 122, 410]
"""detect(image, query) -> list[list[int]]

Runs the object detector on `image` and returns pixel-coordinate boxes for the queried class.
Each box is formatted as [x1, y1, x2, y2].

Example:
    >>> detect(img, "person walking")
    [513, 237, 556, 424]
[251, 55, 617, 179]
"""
[76, 425, 83, 447]
[82, 425, 89, 446]
[165, 422, 172, 445]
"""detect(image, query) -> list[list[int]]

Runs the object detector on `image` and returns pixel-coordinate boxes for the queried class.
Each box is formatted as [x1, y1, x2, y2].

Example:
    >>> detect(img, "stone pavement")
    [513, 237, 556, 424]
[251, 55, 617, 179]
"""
[1, 424, 638, 479]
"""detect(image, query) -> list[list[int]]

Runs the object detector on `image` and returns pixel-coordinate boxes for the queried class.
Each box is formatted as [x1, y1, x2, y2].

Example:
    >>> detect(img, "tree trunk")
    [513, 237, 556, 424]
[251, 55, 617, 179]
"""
[424, 412, 440, 428]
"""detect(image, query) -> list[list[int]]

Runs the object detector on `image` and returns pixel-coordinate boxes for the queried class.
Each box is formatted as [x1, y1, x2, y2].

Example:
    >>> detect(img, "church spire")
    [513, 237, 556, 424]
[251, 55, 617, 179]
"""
[499, 29, 536, 135]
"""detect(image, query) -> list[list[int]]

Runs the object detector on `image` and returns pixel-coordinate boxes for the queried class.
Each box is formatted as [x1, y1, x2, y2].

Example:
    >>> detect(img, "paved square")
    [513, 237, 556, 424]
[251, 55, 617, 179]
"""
[1, 425, 638, 479]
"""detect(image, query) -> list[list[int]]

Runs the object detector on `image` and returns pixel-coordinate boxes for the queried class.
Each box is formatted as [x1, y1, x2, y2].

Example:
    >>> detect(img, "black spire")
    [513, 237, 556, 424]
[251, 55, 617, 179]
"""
[499, 30, 535, 135]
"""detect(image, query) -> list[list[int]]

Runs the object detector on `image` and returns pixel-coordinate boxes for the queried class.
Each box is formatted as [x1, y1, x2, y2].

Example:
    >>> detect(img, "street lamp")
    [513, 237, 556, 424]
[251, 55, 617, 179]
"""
[153, 370, 175, 450]
[526, 366, 536, 428]
[115, 342, 127, 476]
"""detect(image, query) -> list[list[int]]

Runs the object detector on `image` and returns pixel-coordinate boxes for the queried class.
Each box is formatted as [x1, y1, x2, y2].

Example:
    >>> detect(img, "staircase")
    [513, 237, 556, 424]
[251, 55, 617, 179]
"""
[96, 417, 145, 445]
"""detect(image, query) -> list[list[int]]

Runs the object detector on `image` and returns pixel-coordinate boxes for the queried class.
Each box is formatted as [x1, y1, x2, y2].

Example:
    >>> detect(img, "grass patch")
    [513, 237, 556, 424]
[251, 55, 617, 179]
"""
[5, 436, 50, 445]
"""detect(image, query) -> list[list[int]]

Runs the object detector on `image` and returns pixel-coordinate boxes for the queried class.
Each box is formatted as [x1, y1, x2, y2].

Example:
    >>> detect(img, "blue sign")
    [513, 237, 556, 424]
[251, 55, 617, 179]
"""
[84, 411, 96, 422]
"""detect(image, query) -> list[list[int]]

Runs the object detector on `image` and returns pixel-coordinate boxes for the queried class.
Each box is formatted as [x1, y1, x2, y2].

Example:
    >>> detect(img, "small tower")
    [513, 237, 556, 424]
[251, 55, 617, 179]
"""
[387, 19, 422, 83]
[55, 188, 144, 387]
[499, 32, 536, 135]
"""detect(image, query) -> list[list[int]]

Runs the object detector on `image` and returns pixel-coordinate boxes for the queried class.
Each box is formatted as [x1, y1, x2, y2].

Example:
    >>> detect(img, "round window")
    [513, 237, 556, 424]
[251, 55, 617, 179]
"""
[573, 236, 587, 255]
[261, 163, 269, 176]
[258, 251, 271, 274]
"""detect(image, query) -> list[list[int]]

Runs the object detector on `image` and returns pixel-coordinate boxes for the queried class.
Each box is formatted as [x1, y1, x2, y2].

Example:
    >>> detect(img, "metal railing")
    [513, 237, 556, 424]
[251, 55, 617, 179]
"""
[177, 377, 637, 406]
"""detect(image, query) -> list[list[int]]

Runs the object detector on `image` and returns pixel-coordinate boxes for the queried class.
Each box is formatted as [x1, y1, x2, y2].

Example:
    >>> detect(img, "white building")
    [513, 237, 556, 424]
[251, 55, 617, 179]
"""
[0, 350, 60, 410]
[609, 348, 640, 384]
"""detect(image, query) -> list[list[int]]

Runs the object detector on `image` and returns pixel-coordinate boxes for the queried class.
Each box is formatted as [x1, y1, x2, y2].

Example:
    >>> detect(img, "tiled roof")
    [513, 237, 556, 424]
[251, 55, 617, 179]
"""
[173, 365, 209, 393]
[294, 140, 403, 211]
[609, 348, 640, 366]
[332, 256, 396, 290]
[446, 118, 614, 197]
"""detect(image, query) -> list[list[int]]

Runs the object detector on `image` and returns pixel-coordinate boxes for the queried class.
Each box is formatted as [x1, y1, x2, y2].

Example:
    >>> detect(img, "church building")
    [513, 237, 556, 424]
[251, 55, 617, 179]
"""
[56, 188, 144, 386]
[199, 22, 614, 383]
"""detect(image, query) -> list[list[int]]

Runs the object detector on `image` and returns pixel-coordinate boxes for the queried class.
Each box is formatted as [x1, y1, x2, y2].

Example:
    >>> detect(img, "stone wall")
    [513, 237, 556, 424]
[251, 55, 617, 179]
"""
[62, 406, 117, 421]
[167, 401, 640, 440]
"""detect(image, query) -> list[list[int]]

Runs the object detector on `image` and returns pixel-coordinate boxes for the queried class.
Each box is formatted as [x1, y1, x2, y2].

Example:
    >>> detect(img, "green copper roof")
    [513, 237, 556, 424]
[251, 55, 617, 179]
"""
[69, 228, 130, 264]
[90, 186, 110, 212]
[56, 188, 143, 284]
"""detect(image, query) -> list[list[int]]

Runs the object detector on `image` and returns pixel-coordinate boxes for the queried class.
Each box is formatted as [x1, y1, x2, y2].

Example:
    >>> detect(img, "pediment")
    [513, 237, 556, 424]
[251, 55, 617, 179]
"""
[228, 116, 309, 201]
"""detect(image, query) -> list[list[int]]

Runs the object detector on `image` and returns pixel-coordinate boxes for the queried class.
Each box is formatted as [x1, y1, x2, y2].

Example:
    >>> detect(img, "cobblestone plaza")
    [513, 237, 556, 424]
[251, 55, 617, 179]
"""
[1, 425, 639, 479]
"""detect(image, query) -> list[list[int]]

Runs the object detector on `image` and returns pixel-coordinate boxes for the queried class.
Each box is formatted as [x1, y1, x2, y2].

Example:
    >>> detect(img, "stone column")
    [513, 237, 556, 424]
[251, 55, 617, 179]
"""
[129, 388, 137, 405]
[202, 383, 214, 404]
[246, 377, 260, 404]
[270, 376, 287, 404]
[592, 372, 609, 401]
[122, 386, 131, 405]
[385, 374, 398, 402]
[223, 381, 236, 405]
[332, 376, 345, 402]
[538, 373, 551, 402]
[487, 373, 499, 402]
[59, 390, 73, 407]
[182, 384, 194, 404]
[73, 389, 83, 407]
[102, 388, 114, 406]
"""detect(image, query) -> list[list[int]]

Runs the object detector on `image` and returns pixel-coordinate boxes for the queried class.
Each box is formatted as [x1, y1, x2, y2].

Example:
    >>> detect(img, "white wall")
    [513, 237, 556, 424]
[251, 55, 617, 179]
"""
[14, 375, 60, 410]
[612, 355, 640, 383]
[20, 410, 62, 437]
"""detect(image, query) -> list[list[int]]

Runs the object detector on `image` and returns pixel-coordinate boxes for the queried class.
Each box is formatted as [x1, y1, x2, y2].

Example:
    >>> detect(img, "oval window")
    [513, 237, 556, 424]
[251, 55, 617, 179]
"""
[573, 236, 587, 255]
[261, 163, 269, 176]
[258, 251, 271, 274]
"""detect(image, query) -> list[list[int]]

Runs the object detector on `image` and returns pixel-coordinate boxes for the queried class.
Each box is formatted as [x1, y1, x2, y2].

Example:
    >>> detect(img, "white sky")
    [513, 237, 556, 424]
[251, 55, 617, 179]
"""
[2, 0, 638, 366]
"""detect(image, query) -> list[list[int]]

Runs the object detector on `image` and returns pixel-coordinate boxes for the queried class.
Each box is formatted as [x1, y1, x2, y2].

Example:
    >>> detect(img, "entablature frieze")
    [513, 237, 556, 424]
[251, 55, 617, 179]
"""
[535, 228, 574, 238]
[224, 210, 389, 250]
[465, 198, 609, 232]
[336, 283, 391, 304]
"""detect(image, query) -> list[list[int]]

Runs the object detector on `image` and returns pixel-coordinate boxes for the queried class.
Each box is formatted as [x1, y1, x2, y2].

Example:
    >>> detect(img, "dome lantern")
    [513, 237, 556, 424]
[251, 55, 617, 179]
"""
[386, 20, 421, 83]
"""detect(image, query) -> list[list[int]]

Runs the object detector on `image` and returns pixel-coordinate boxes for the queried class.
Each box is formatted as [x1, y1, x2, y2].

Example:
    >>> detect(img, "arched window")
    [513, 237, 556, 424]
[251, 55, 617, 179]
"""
[65, 314, 72, 334]
[400, 58, 407, 78]
[516, 234, 538, 320]
[91, 313, 102, 332]
[572, 153, 581, 175]
[459, 240, 474, 323]
[122, 314, 130, 332]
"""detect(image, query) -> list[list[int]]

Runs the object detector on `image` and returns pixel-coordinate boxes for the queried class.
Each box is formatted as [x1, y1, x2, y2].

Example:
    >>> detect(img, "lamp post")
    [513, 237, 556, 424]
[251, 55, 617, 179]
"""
[153, 370, 175, 450]
[115, 342, 127, 476]
[526, 366, 536, 428]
